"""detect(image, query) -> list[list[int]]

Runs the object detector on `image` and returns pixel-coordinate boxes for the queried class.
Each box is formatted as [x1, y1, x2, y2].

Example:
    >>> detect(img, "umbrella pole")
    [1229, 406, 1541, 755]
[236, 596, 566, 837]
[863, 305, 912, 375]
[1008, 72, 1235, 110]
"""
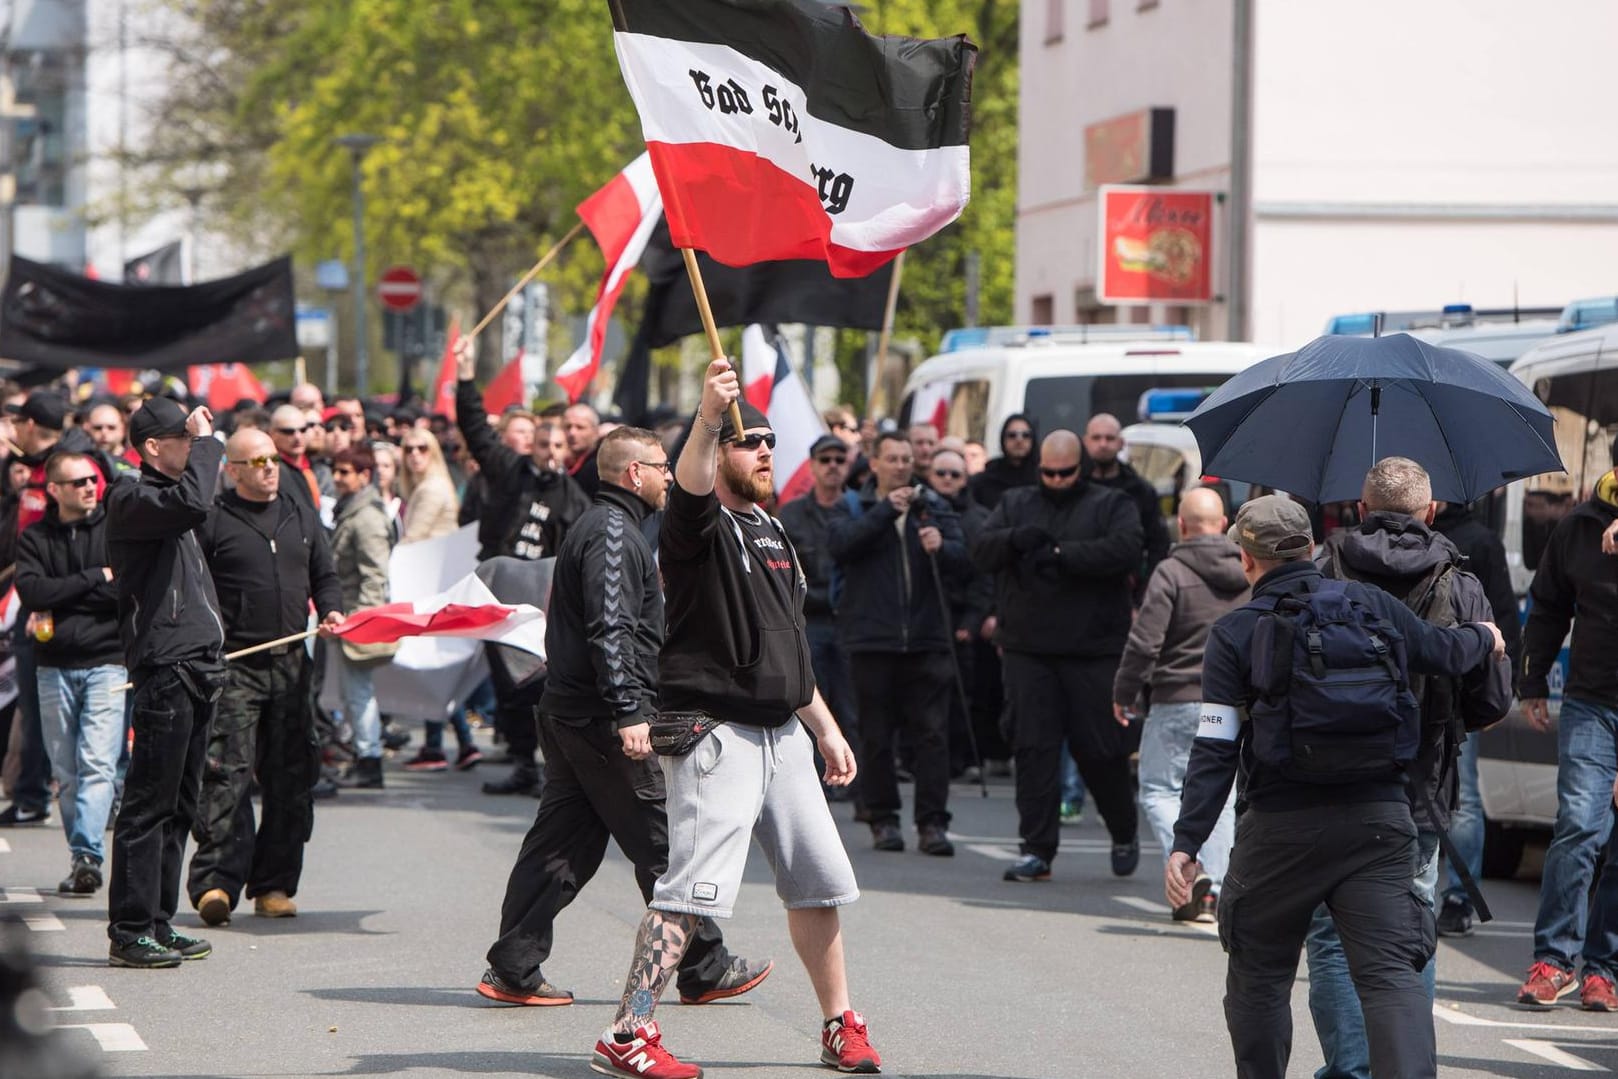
[1370, 383, 1381, 466]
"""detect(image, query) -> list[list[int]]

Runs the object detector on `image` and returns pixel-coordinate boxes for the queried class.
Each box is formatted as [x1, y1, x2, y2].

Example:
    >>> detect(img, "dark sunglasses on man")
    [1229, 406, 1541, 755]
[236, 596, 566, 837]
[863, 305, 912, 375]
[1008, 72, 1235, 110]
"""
[51, 475, 97, 490]
[727, 432, 777, 451]
[275, 425, 309, 436]
[1040, 465, 1080, 479]
[932, 468, 964, 480]
[815, 454, 847, 467]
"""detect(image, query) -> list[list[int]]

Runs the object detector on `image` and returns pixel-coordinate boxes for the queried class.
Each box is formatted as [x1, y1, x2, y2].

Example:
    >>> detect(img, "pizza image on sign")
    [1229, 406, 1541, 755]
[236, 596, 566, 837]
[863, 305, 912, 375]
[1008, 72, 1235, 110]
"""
[1097, 186, 1214, 305]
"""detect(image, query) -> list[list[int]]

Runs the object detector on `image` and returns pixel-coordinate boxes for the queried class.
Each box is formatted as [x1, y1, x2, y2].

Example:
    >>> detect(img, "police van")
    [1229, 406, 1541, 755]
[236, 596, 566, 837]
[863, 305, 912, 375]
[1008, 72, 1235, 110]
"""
[895, 326, 1276, 449]
[1476, 320, 1618, 875]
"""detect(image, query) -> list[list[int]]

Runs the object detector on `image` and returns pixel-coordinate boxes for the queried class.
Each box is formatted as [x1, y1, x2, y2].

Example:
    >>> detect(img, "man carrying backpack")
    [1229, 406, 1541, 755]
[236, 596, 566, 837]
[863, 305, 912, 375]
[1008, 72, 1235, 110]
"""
[1305, 458, 1512, 1078]
[1168, 495, 1505, 1079]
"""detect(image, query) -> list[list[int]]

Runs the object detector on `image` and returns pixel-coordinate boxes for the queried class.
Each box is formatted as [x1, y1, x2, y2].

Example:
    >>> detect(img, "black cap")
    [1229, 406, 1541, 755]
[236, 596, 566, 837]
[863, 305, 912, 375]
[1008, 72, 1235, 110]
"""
[129, 397, 189, 443]
[809, 434, 846, 459]
[14, 392, 66, 431]
[717, 399, 771, 443]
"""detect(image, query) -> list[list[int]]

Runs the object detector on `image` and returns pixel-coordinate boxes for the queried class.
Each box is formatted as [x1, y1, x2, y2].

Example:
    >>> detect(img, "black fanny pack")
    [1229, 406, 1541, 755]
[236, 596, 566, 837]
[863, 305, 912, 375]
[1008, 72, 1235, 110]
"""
[649, 711, 725, 757]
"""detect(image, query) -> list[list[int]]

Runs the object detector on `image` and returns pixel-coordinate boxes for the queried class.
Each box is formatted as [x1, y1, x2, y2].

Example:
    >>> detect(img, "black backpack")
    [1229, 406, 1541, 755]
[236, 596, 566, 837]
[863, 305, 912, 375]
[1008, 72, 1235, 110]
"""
[1244, 579, 1422, 784]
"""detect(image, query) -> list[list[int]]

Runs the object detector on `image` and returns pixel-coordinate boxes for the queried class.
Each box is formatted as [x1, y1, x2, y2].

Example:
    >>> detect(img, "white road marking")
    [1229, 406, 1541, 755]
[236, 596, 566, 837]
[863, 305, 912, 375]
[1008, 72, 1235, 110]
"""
[1112, 894, 1219, 936]
[1434, 1005, 1618, 1034]
[22, 911, 64, 931]
[56, 1022, 148, 1052]
[49, 986, 116, 1013]
[0, 836, 11, 852]
[0, 886, 42, 904]
[1503, 1039, 1607, 1071]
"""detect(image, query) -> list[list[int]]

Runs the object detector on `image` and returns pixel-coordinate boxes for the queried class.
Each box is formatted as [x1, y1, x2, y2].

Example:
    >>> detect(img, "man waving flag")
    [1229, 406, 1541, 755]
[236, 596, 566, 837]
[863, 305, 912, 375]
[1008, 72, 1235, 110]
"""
[610, 0, 976, 278]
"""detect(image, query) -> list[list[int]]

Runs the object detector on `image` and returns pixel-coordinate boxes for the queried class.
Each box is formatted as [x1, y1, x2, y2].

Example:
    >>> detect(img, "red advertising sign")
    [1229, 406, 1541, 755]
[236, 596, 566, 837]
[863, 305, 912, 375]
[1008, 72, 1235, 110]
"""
[1097, 185, 1214, 305]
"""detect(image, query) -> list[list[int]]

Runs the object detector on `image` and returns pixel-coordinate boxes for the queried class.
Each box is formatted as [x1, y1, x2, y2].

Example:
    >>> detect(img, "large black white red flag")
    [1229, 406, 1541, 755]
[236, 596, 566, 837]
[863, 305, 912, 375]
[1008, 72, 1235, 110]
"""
[609, 0, 976, 278]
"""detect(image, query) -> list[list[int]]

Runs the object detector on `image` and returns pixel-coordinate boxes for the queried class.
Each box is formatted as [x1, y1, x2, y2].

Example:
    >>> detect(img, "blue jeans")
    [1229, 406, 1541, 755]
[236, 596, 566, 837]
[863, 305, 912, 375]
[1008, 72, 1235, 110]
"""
[1533, 696, 1618, 976]
[36, 665, 128, 863]
[1061, 750, 1086, 806]
[1305, 829, 1441, 1079]
[10, 626, 51, 811]
[335, 657, 382, 761]
[1443, 735, 1484, 904]
[1138, 701, 1236, 887]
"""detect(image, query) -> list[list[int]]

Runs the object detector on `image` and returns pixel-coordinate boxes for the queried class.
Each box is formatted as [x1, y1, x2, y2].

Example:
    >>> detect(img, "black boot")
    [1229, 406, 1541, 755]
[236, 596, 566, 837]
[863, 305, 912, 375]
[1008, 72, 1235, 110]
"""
[482, 761, 540, 796]
[339, 757, 384, 789]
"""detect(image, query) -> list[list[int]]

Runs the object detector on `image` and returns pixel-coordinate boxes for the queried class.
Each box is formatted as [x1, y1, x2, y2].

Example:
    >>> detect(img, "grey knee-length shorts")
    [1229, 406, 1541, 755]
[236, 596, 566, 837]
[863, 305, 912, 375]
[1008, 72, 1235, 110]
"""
[651, 716, 860, 919]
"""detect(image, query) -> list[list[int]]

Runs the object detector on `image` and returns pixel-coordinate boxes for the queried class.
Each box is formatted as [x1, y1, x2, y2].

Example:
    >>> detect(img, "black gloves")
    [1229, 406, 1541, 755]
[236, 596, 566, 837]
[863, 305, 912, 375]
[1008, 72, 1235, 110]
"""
[1011, 525, 1051, 553]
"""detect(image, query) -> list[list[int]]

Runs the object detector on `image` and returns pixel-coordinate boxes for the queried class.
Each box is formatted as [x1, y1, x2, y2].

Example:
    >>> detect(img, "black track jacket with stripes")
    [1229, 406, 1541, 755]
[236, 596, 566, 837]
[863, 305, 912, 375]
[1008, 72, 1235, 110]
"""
[538, 483, 662, 730]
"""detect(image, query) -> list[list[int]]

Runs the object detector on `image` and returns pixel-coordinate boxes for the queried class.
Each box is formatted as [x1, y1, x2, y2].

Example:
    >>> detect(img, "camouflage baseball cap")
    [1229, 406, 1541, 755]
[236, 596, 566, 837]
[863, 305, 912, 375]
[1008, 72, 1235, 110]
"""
[1227, 494, 1313, 560]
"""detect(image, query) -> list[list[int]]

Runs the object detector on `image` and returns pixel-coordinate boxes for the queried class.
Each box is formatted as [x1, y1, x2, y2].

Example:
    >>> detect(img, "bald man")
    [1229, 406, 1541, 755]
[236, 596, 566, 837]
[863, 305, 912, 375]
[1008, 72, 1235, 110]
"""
[1083, 413, 1171, 602]
[1111, 486, 1249, 920]
[269, 404, 321, 515]
[973, 430, 1145, 883]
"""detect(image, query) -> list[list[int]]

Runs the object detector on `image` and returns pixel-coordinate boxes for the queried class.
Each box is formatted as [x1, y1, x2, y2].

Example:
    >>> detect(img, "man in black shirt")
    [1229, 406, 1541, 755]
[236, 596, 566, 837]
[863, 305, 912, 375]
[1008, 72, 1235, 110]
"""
[1168, 495, 1504, 1079]
[590, 370, 879, 1079]
[189, 428, 345, 926]
[477, 426, 763, 1010]
[104, 398, 227, 969]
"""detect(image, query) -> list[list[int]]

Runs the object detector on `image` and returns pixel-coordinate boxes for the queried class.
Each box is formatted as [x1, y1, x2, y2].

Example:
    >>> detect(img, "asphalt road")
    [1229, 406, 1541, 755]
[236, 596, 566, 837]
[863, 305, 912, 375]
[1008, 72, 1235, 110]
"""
[4, 735, 1615, 1078]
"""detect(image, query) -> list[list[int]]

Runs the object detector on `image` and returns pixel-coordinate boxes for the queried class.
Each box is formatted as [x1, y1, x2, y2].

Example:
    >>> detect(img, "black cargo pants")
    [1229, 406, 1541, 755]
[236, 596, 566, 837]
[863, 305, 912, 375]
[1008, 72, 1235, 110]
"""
[187, 649, 320, 908]
[1218, 801, 1436, 1079]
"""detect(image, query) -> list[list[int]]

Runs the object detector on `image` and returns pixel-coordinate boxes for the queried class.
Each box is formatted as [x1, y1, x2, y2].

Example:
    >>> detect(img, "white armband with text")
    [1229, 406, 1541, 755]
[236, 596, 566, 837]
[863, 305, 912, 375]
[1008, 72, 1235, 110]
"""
[1197, 703, 1241, 742]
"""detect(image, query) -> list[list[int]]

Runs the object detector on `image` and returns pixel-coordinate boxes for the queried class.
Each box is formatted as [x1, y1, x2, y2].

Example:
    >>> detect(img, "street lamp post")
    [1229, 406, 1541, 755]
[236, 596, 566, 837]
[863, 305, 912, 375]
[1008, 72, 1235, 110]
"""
[334, 133, 381, 394]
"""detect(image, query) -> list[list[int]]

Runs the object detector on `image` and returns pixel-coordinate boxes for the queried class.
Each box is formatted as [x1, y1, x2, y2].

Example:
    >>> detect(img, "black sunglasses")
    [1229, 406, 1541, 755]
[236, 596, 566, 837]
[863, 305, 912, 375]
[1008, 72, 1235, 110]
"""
[275, 425, 309, 436]
[52, 475, 97, 490]
[815, 455, 848, 466]
[932, 469, 964, 480]
[1005, 430, 1033, 441]
[1041, 465, 1080, 479]
[728, 432, 776, 451]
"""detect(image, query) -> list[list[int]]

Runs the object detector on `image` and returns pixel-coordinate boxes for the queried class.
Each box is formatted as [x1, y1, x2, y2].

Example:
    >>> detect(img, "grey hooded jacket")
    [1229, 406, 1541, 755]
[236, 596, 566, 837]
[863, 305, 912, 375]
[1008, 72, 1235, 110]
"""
[1113, 534, 1250, 707]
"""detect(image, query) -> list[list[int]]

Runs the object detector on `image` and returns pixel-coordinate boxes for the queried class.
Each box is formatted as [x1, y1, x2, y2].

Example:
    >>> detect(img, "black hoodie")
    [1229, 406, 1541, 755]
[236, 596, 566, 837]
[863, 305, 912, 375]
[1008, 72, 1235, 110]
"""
[1433, 501, 1522, 670]
[15, 502, 121, 668]
[968, 413, 1039, 510]
[1522, 492, 1618, 707]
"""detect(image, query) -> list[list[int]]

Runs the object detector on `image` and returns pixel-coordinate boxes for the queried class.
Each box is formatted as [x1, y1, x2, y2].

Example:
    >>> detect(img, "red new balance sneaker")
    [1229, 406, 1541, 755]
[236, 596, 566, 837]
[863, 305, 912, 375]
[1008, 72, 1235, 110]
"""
[821, 1010, 881, 1074]
[591, 1022, 702, 1079]
[1582, 973, 1618, 1012]
[1518, 961, 1577, 1008]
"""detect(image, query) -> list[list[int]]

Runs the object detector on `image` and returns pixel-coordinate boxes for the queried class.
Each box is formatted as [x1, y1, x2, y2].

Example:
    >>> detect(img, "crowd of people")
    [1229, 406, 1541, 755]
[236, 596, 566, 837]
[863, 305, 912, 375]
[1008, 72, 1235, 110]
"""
[3, 344, 1617, 1078]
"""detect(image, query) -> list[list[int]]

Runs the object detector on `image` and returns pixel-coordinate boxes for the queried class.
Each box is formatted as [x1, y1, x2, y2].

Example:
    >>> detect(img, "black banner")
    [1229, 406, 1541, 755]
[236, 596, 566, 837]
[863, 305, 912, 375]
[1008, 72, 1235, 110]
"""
[0, 255, 298, 372]
[637, 220, 892, 348]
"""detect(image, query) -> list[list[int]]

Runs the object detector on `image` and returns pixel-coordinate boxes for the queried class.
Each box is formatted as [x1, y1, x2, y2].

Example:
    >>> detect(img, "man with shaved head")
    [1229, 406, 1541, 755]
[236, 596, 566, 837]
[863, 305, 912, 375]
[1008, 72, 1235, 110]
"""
[189, 427, 344, 927]
[1112, 486, 1249, 922]
[1084, 412, 1171, 601]
[973, 429, 1145, 883]
[269, 403, 320, 515]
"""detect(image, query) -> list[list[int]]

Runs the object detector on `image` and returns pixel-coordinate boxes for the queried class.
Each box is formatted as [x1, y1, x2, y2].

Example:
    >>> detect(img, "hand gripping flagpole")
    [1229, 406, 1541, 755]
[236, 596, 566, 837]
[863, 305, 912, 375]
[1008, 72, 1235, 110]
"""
[681, 248, 747, 437]
[113, 628, 321, 693]
[463, 221, 585, 345]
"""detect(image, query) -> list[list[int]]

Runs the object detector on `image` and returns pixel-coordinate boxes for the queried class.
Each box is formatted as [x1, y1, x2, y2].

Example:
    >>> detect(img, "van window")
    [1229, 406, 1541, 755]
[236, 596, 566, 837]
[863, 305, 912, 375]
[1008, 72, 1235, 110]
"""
[1023, 373, 1226, 437]
[946, 380, 990, 442]
[1520, 368, 1618, 569]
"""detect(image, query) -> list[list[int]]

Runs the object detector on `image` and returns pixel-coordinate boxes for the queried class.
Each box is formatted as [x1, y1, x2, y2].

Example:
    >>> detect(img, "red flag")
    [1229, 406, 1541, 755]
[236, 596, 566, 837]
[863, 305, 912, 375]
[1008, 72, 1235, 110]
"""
[554, 154, 663, 402]
[332, 601, 515, 644]
[427, 315, 462, 421]
[188, 363, 266, 412]
[740, 325, 825, 503]
[483, 354, 527, 415]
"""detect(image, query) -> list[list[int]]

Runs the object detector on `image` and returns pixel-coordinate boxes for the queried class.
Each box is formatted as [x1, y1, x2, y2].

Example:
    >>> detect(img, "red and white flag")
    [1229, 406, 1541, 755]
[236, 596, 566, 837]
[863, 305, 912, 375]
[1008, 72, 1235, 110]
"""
[740, 324, 825, 503]
[611, 0, 976, 278]
[332, 569, 545, 657]
[554, 154, 663, 402]
[426, 315, 462, 422]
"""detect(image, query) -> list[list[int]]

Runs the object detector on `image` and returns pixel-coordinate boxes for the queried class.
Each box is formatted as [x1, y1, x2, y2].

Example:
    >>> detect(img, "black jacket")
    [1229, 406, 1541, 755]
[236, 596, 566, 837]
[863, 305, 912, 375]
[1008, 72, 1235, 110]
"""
[973, 481, 1143, 658]
[658, 481, 814, 727]
[777, 492, 840, 621]
[15, 503, 121, 668]
[1173, 561, 1498, 858]
[456, 380, 590, 561]
[1433, 501, 1522, 672]
[969, 413, 1040, 510]
[1089, 461, 1172, 602]
[1522, 493, 1618, 707]
[827, 484, 971, 654]
[199, 490, 344, 651]
[1320, 512, 1513, 827]
[105, 438, 227, 675]
[540, 484, 662, 728]
[938, 488, 994, 634]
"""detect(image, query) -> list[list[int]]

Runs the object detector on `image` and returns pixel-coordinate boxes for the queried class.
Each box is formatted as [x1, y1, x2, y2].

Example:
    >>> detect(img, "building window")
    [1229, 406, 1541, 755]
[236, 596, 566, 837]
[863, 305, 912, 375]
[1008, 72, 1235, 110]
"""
[1031, 295, 1055, 326]
[1045, 0, 1064, 43]
[1088, 0, 1109, 28]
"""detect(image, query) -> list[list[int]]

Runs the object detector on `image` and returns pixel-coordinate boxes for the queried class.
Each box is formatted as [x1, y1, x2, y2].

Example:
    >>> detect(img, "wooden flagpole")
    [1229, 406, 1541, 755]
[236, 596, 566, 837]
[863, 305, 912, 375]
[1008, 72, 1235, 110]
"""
[114, 628, 321, 692]
[680, 248, 747, 436]
[870, 250, 906, 412]
[464, 220, 585, 345]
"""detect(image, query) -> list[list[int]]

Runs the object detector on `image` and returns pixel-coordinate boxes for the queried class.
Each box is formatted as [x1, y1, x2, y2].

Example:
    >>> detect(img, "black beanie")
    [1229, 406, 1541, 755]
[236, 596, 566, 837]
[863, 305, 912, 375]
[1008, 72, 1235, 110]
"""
[718, 399, 771, 443]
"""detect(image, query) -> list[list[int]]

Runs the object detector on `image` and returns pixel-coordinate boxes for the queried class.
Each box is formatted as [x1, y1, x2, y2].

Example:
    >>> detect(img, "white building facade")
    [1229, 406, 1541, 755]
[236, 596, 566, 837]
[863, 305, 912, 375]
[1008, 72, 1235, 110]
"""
[1017, 0, 1618, 348]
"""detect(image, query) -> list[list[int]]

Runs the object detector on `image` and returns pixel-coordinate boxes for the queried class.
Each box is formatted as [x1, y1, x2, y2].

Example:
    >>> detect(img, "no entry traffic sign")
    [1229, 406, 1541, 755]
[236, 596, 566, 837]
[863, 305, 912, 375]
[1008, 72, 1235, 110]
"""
[378, 266, 423, 312]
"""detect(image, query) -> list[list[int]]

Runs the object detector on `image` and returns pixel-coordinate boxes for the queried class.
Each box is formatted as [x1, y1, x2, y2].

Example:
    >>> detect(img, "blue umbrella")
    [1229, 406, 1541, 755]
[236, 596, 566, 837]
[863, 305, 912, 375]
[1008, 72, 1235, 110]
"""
[1184, 333, 1564, 504]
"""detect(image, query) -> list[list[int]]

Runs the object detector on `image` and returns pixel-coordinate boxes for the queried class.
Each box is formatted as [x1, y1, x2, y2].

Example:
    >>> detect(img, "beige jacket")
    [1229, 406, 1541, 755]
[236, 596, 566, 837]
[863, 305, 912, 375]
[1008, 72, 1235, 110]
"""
[401, 473, 460, 544]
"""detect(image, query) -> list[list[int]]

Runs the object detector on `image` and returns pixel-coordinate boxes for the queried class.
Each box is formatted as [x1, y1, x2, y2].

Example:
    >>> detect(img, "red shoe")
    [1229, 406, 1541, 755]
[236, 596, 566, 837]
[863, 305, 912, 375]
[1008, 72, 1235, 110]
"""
[403, 749, 448, 772]
[475, 969, 572, 1006]
[820, 1010, 881, 1073]
[591, 1022, 702, 1079]
[1518, 961, 1578, 1007]
[1582, 973, 1618, 1012]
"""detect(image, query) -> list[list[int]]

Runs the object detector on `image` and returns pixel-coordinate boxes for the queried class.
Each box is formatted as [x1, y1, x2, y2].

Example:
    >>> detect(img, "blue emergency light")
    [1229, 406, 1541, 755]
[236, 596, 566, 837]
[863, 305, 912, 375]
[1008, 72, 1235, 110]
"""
[1139, 388, 1213, 423]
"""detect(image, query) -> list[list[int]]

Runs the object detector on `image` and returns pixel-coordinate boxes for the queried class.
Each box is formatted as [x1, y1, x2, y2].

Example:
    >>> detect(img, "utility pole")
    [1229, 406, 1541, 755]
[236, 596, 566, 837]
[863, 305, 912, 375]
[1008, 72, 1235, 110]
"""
[334, 134, 381, 393]
[1227, 0, 1255, 342]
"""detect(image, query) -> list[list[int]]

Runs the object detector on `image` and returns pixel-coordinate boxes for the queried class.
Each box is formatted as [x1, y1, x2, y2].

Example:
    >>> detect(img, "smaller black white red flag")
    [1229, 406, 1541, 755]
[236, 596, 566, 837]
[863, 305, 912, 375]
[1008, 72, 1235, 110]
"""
[609, 0, 976, 278]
